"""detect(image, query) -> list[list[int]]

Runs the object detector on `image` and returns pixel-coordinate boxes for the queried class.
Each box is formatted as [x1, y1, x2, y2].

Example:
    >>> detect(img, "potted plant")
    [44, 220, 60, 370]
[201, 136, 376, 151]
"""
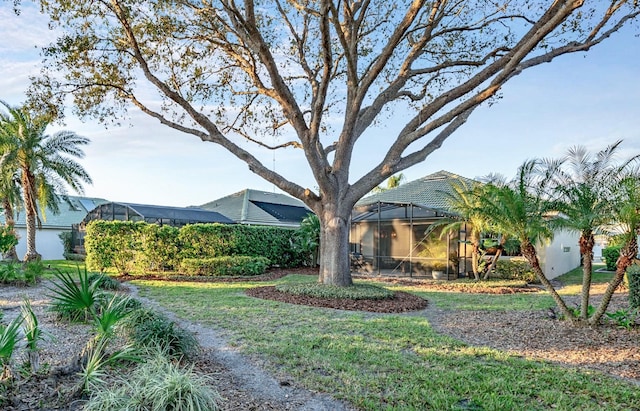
[431, 261, 448, 280]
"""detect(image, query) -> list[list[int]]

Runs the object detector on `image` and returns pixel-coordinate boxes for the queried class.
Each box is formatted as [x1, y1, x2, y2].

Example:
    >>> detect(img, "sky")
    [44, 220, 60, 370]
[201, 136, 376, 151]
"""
[1, 3, 639, 208]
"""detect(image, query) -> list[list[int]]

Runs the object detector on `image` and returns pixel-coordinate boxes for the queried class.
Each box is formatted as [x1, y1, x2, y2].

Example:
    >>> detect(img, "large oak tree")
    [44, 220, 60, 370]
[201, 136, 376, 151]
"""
[30, 0, 639, 285]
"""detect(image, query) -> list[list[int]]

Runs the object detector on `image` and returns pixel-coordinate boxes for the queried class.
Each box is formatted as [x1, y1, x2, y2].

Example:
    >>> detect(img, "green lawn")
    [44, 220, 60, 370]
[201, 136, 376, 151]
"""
[131, 273, 640, 410]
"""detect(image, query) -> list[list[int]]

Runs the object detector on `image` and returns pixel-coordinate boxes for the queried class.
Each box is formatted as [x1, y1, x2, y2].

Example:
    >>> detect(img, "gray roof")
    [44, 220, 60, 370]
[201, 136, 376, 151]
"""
[200, 189, 311, 227]
[2, 196, 109, 229]
[356, 170, 478, 212]
[82, 202, 234, 225]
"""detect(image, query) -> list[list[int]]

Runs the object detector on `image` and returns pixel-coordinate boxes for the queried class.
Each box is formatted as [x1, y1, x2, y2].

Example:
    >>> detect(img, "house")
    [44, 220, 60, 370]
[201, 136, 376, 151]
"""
[351, 171, 473, 278]
[200, 189, 312, 228]
[350, 170, 581, 280]
[0, 196, 108, 260]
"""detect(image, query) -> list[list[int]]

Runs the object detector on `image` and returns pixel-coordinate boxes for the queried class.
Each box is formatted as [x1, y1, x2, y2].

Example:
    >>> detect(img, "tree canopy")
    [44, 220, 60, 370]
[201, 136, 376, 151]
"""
[29, 0, 640, 285]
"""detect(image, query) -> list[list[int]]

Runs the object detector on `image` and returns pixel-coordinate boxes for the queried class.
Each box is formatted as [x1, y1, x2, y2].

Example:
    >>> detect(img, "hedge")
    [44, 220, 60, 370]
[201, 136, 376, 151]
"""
[494, 258, 537, 283]
[628, 264, 640, 309]
[178, 223, 302, 267]
[180, 256, 270, 276]
[85, 221, 145, 273]
[602, 246, 621, 271]
[84, 221, 303, 274]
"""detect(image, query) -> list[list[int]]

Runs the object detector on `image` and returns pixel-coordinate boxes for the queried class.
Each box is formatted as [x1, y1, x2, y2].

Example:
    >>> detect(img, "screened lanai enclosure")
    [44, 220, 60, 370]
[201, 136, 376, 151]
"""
[350, 201, 471, 280]
[71, 202, 234, 254]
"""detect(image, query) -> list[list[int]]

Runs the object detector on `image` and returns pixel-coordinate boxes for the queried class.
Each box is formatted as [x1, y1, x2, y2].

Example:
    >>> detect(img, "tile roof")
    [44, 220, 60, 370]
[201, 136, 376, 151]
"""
[200, 189, 311, 227]
[356, 170, 478, 212]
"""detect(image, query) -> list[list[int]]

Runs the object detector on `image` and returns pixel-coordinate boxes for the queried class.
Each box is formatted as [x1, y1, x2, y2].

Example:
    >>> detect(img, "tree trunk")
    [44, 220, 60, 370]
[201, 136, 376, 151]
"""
[21, 170, 40, 262]
[2, 198, 19, 261]
[521, 241, 575, 322]
[317, 207, 352, 286]
[470, 239, 480, 280]
[590, 238, 638, 326]
[579, 232, 595, 320]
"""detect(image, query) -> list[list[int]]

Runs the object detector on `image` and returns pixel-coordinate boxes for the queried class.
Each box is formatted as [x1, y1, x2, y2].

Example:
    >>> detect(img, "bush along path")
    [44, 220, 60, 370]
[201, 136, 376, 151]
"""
[123, 282, 355, 411]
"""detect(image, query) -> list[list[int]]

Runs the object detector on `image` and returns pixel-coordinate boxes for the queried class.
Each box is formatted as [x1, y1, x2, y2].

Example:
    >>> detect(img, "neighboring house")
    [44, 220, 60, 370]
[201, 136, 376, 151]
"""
[200, 189, 311, 228]
[350, 170, 580, 280]
[0, 196, 108, 261]
[351, 170, 473, 278]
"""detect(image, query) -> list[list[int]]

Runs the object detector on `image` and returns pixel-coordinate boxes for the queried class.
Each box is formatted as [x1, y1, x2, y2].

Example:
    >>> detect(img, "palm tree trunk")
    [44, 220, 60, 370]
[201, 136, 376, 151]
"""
[470, 234, 481, 280]
[483, 236, 506, 280]
[21, 170, 40, 262]
[521, 241, 575, 322]
[2, 198, 19, 261]
[579, 232, 595, 320]
[590, 239, 638, 326]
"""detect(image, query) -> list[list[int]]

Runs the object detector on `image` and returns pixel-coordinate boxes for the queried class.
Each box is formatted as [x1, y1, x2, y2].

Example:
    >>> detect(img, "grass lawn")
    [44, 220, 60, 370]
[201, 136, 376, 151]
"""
[132, 273, 640, 410]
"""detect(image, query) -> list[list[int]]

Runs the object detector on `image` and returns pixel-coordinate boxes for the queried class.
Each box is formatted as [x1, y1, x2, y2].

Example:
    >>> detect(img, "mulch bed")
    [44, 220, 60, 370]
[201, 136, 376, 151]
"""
[355, 275, 541, 294]
[245, 286, 428, 313]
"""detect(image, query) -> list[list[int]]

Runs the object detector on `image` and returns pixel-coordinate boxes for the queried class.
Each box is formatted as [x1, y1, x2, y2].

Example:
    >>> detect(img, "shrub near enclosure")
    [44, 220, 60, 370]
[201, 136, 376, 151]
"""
[85, 221, 303, 274]
[494, 259, 537, 283]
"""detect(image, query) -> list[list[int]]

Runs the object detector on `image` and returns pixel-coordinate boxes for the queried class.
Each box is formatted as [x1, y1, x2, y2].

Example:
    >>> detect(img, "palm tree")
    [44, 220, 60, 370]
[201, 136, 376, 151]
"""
[479, 160, 575, 321]
[547, 140, 634, 320]
[372, 173, 406, 193]
[436, 180, 489, 280]
[0, 145, 22, 261]
[589, 171, 640, 325]
[0, 102, 92, 261]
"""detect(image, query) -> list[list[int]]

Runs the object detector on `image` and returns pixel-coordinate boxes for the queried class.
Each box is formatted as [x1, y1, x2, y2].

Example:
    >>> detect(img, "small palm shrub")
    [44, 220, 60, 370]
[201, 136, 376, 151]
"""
[47, 267, 102, 322]
[119, 308, 199, 359]
[94, 294, 136, 339]
[84, 349, 220, 411]
[275, 283, 394, 300]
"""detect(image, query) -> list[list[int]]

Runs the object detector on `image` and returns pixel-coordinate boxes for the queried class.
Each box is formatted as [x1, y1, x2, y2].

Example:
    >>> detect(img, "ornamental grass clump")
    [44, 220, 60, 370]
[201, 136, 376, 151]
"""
[275, 283, 394, 300]
[118, 308, 199, 360]
[84, 349, 220, 411]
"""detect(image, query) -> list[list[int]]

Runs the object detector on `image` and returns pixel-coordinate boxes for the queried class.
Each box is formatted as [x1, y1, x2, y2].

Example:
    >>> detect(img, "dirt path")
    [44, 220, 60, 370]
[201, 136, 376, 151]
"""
[124, 283, 356, 411]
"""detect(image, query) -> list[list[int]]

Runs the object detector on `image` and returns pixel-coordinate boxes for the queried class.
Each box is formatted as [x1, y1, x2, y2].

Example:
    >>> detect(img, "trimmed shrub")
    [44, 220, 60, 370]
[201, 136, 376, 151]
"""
[180, 256, 270, 276]
[178, 224, 302, 267]
[628, 264, 640, 310]
[85, 221, 145, 274]
[85, 221, 303, 274]
[494, 258, 537, 283]
[602, 246, 621, 271]
[136, 224, 180, 272]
